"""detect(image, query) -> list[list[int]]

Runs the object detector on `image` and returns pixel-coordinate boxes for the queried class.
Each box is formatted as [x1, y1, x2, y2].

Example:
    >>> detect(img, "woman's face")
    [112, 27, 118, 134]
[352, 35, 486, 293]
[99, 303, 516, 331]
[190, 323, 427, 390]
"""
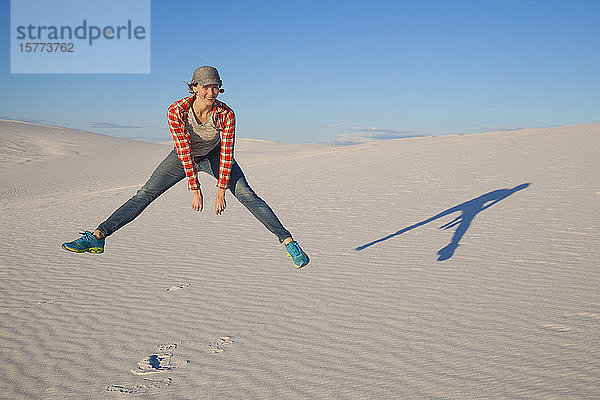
[193, 84, 220, 107]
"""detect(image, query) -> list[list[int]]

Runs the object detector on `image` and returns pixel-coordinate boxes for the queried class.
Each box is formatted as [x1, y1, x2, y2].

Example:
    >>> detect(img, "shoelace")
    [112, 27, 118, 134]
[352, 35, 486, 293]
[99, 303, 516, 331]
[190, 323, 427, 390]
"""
[78, 230, 95, 242]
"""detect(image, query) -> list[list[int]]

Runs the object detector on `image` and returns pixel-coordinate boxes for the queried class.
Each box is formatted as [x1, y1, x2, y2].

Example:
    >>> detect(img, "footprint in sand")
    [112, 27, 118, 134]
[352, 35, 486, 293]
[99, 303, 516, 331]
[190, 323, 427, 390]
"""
[131, 353, 175, 375]
[207, 336, 235, 354]
[2, 298, 57, 316]
[23, 299, 56, 309]
[131, 343, 188, 375]
[157, 343, 178, 351]
[106, 377, 172, 394]
[166, 283, 192, 292]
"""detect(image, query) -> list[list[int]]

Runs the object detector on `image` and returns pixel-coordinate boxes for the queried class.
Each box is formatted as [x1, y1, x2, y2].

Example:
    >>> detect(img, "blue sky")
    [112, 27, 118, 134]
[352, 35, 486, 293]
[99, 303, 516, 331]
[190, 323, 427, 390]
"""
[1, 0, 599, 144]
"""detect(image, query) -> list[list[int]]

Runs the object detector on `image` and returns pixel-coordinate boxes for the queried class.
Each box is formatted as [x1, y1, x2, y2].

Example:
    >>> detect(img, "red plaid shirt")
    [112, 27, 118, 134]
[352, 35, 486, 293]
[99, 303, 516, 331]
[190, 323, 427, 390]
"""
[167, 96, 235, 190]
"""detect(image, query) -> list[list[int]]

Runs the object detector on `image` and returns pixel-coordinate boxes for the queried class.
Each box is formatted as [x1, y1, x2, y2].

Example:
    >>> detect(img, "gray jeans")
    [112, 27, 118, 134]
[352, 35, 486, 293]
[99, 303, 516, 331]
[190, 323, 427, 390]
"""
[97, 146, 292, 242]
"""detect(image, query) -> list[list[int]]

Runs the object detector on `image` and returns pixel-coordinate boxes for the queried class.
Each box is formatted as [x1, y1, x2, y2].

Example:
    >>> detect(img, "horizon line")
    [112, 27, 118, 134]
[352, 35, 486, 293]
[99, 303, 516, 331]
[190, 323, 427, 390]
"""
[1, 117, 599, 146]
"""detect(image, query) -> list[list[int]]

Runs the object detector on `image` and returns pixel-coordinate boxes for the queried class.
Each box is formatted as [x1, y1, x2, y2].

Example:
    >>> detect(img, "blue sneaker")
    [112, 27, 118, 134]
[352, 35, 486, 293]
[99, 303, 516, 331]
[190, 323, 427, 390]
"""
[62, 231, 105, 253]
[285, 241, 309, 268]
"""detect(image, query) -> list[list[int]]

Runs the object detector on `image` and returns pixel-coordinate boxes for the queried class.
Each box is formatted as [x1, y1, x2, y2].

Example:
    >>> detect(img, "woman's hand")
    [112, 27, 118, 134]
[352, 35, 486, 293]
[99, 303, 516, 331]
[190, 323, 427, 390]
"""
[215, 188, 227, 215]
[192, 189, 203, 212]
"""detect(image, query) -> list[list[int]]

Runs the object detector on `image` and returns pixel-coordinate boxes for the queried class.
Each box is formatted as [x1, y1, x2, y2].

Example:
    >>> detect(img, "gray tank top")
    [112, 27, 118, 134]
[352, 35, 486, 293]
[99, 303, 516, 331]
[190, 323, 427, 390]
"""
[186, 109, 221, 157]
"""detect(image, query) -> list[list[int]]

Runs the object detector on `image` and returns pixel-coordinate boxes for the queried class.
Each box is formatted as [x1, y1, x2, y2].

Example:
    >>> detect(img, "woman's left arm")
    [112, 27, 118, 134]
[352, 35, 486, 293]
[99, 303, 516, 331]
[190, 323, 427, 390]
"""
[216, 108, 235, 190]
[215, 107, 235, 215]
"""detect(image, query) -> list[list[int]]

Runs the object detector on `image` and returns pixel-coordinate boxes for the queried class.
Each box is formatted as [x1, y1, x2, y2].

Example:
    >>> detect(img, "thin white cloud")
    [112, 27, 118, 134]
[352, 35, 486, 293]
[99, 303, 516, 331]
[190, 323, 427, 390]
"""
[482, 126, 523, 132]
[330, 126, 423, 145]
[90, 122, 147, 129]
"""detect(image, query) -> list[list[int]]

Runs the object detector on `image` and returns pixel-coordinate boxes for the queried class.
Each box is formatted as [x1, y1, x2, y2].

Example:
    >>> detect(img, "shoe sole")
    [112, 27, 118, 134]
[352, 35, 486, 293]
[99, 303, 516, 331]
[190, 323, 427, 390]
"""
[288, 253, 309, 269]
[62, 244, 104, 254]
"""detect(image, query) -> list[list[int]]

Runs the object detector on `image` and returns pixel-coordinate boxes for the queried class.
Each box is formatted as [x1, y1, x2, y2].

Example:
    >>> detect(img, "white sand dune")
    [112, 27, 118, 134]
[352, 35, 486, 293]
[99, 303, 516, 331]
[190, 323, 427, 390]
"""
[0, 119, 599, 399]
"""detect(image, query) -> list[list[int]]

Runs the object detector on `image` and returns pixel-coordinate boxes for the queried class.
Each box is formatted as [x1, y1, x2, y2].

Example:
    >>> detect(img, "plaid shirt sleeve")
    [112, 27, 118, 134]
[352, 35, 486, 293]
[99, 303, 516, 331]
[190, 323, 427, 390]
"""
[215, 102, 236, 189]
[167, 96, 200, 191]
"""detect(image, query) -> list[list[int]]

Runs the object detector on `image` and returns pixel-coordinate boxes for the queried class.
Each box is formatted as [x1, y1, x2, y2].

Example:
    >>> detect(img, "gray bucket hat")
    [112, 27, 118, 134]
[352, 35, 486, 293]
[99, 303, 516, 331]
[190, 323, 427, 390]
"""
[190, 66, 222, 86]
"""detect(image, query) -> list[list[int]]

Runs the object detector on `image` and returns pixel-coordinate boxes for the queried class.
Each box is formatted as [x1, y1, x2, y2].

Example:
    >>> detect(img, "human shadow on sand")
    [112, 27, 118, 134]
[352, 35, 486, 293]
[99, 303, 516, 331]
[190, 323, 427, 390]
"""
[355, 183, 530, 261]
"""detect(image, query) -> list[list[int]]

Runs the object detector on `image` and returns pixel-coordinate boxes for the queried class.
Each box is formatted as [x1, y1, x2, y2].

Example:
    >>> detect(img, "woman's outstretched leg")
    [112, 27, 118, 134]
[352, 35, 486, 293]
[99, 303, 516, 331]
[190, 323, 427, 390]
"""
[199, 152, 309, 268]
[62, 149, 186, 253]
[96, 149, 186, 237]
[228, 163, 309, 267]
[227, 162, 292, 243]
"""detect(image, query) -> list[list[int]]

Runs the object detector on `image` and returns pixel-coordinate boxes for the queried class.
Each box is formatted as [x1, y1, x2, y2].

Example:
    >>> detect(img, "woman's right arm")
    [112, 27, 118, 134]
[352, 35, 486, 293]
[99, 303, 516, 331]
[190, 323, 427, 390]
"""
[167, 99, 200, 191]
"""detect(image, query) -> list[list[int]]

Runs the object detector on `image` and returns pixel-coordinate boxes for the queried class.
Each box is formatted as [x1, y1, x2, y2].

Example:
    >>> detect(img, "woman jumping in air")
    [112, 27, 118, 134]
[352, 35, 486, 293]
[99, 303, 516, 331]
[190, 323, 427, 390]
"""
[62, 66, 309, 268]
